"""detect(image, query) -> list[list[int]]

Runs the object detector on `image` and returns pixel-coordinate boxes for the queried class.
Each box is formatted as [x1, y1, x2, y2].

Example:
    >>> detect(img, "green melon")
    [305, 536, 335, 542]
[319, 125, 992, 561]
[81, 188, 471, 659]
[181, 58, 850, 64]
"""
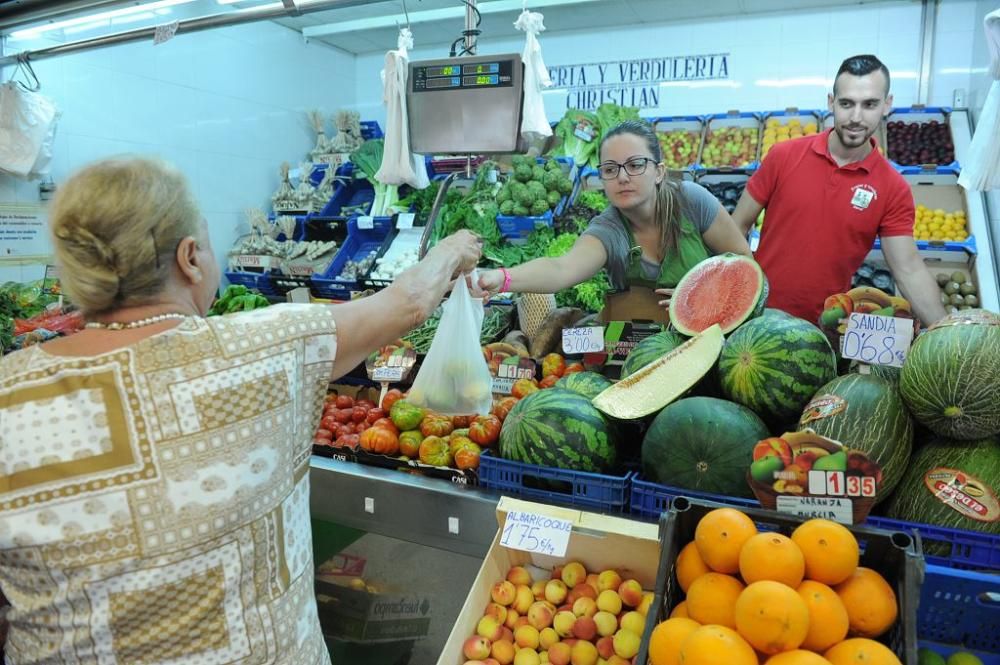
[900, 309, 1000, 440]
[718, 314, 837, 426]
[556, 371, 613, 400]
[849, 361, 901, 385]
[621, 330, 686, 378]
[499, 388, 617, 473]
[798, 373, 914, 502]
[884, 436, 999, 536]
[669, 253, 769, 336]
[642, 397, 770, 498]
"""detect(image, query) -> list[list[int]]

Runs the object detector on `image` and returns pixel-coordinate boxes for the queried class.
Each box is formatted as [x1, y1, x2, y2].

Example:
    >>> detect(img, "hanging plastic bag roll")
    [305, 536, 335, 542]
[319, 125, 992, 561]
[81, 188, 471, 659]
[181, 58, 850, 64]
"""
[515, 10, 553, 141]
[958, 7, 1000, 191]
[406, 274, 493, 416]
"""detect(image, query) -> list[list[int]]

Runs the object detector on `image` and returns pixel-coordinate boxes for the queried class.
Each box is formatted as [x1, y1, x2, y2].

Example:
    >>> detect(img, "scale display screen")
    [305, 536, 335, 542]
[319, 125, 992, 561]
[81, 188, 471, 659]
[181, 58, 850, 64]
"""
[413, 58, 514, 92]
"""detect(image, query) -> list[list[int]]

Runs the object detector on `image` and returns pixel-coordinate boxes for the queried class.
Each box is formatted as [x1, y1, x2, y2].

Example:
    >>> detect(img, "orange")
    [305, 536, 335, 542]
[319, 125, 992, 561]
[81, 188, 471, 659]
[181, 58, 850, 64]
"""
[677, 541, 711, 593]
[764, 650, 832, 665]
[733, 581, 810, 655]
[824, 638, 902, 665]
[790, 519, 859, 585]
[685, 572, 745, 629]
[739, 532, 806, 588]
[669, 601, 689, 619]
[834, 567, 898, 638]
[647, 617, 700, 665]
[796, 580, 849, 652]
[694, 508, 758, 574]
[678, 624, 757, 665]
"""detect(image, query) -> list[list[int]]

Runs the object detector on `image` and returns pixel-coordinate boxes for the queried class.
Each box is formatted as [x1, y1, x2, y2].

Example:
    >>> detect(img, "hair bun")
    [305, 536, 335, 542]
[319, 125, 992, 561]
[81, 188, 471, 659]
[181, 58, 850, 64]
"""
[55, 224, 121, 277]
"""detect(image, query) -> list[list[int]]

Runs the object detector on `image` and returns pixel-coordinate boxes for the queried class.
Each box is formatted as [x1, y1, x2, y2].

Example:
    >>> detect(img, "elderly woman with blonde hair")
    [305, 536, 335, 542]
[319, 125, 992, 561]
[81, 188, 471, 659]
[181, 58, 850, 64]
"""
[0, 157, 481, 664]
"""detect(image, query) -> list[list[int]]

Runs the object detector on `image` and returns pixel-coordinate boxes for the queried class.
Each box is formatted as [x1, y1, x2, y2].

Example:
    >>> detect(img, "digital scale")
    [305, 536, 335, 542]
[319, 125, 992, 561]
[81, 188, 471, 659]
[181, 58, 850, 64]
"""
[407, 53, 525, 154]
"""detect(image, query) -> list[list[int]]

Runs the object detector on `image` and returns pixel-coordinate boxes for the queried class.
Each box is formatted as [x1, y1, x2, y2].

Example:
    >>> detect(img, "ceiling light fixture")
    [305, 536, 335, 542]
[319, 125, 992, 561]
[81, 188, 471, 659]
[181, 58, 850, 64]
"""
[10, 0, 199, 40]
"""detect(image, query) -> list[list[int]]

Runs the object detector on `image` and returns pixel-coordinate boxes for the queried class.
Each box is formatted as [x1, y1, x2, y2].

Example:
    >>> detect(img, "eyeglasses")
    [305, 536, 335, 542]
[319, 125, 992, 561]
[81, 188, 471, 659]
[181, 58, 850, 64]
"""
[598, 157, 657, 180]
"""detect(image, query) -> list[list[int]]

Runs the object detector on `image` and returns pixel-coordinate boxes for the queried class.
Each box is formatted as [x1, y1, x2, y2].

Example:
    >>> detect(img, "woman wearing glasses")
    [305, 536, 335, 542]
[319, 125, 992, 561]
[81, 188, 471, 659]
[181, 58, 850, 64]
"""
[477, 120, 751, 310]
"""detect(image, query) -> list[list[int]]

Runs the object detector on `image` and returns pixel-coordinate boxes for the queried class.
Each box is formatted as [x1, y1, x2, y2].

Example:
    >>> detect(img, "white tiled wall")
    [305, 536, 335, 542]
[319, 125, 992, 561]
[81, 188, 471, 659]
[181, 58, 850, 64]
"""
[0, 21, 356, 284]
[354, 2, 927, 125]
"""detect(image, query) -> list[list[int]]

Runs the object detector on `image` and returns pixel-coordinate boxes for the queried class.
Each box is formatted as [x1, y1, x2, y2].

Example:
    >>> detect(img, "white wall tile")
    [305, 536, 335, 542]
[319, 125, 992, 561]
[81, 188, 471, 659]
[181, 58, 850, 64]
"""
[828, 7, 880, 44]
[935, 0, 978, 34]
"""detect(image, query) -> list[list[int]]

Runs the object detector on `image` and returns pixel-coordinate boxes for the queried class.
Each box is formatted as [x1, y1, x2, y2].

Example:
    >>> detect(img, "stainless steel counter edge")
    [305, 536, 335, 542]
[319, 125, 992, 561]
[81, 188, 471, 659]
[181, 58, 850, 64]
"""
[309, 456, 503, 558]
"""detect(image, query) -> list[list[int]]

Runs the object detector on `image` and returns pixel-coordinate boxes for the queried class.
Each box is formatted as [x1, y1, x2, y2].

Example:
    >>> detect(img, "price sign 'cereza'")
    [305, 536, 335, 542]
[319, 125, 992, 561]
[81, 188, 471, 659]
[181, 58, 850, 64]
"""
[840, 313, 914, 368]
[561, 327, 605, 355]
[500, 511, 572, 557]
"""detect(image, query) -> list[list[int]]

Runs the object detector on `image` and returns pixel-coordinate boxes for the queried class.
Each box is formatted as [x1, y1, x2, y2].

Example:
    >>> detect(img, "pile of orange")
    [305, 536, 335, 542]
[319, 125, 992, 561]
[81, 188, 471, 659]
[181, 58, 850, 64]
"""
[648, 508, 902, 665]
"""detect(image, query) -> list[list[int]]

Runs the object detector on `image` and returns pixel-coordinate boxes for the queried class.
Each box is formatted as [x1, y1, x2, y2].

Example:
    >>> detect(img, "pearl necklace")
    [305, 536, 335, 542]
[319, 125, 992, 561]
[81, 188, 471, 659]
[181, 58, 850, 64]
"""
[84, 313, 190, 331]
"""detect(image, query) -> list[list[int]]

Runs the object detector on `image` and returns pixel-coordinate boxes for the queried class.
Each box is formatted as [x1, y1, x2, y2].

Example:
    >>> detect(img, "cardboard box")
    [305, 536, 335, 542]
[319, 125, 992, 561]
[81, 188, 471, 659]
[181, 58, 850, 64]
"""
[315, 576, 432, 642]
[600, 287, 668, 325]
[435, 497, 661, 665]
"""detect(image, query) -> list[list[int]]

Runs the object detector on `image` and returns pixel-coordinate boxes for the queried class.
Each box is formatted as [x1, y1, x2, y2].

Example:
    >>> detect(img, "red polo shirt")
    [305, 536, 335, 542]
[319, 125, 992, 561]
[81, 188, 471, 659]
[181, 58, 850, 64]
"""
[747, 129, 914, 323]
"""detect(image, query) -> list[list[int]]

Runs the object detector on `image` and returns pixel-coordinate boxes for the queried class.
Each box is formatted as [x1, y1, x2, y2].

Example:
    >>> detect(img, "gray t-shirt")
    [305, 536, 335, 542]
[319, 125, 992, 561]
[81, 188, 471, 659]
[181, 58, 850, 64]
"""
[583, 180, 720, 290]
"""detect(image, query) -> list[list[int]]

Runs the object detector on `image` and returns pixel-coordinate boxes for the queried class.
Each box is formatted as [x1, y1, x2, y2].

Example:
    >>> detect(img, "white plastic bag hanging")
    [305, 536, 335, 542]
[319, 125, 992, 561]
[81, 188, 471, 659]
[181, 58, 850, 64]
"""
[406, 276, 493, 416]
[376, 27, 430, 190]
[0, 82, 59, 178]
[958, 8, 1000, 191]
[515, 9, 553, 141]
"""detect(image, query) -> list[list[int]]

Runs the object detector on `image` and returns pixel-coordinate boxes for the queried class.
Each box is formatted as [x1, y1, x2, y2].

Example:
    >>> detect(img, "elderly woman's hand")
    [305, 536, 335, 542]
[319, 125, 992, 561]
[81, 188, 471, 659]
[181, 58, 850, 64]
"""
[436, 230, 483, 275]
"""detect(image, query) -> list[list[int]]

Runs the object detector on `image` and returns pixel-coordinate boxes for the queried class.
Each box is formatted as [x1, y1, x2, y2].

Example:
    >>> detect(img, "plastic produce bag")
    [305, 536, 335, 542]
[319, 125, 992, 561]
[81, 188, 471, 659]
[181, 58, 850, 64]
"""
[407, 276, 493, 416]
[515, 10, 553, 141]
[958, 7, 1000, 191]
[376, 28, 429, 190]
[0, 82, 59, 178]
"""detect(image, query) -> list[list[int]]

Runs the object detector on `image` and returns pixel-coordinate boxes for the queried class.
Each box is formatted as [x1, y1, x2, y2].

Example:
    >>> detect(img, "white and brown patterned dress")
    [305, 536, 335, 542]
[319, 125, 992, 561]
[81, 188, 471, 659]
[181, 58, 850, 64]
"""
[0, 304, 336, 665]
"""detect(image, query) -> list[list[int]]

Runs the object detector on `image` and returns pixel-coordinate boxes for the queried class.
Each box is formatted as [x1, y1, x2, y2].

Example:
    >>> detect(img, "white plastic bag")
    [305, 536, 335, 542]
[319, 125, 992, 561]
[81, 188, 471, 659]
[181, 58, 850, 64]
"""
[515, 10, 553, 141]
[0, 82, 59, 178]
[376, 28, 430, 190]
[407, 276, 493, 416]
[958, 8, 1000, 192]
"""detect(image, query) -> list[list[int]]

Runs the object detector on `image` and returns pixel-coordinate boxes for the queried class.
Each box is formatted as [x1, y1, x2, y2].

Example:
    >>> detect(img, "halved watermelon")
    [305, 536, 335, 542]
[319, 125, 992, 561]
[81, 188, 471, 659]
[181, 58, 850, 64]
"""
[592, 324, 723, 420]
[669, 253, 768, 336]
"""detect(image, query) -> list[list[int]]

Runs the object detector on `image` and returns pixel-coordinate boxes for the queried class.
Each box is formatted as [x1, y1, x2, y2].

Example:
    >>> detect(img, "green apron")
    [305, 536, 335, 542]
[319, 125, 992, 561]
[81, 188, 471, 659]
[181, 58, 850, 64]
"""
[622, 216, 710, 289]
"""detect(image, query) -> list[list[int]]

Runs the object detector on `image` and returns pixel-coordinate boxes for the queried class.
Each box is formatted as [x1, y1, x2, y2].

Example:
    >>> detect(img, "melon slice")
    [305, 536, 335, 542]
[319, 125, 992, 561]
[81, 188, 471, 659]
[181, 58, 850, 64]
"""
[592, 324, 723, 420]
[669, 253, 768, 336]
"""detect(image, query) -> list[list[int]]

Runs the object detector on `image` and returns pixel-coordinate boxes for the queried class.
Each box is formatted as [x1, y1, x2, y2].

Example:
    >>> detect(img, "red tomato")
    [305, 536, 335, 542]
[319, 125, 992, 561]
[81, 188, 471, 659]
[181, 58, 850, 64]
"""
[335, 434, 360, 451]
[542, 353, 567, 379]
[491, 396, 519, 422]
[451, 415, 474, 428]
[420, 415, 454, 438]
[512, 378, 540, 400]
[334, 409, 353, 425]
[351, 406, 369, 423]
[354, 421, 368, 434]
[336, 424, 355, 439]
[356, 399, 376, 411]
[366, 408, 386, 424]
[381, 388, 404, 412]
[539, 375, 560, 389]
[563, 362, 585, 375]
[335, 395, 355, 409]
[316, 428, 334, 440]
[469, 415, 501, 447]
[314, 436, 332, 446]
[360, 427, 399, 456]
[371, 418, 400, 436]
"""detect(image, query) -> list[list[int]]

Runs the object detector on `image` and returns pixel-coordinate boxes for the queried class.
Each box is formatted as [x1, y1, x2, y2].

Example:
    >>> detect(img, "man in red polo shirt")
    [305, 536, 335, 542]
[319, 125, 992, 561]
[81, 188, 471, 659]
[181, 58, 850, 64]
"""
[732, 55, 946, 326]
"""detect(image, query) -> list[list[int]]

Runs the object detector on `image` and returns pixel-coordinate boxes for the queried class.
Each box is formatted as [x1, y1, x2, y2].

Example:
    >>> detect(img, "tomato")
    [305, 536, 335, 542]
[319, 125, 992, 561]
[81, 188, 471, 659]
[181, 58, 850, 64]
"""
[314, 436, 332, 446]
[371, 418, 400, 436]
[563, 362, 585, 375]
[381, 388, 404, 412]
[390, 400, 425, 431]
[451, 415, 474, 428]
[334, 409, 353, 425]
[324, 393, 338, 404]
[335, 395, 355, 409]
[360, 427, 399, 456]
[511, 378, 540, 400]
[366, 408, 386, 424]
[448, 434, 476, 456]
[315, 428, 334, 439]
[469, 415, 501, 447]
[398, 430, 424, 458]
[351, 406, 369, 423]
[334, 424, 352, 439]
[539, 375, 560, 389]
[418, 436, 452, 467]
[356, 399, 376, 411]
[320, 416, 338, 431]
[420, 415, 454, 438]
[453, 441, 482, 470]
[335, 434, 360, 451]
[491, 396, 519, 422]
[542, 353, 567, 379]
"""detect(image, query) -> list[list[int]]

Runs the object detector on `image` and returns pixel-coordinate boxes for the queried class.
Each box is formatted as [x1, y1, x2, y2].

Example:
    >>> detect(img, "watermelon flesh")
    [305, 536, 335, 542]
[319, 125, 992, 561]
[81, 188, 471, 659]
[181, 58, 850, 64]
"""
[592, 324, 723, 420]
[670, 253, 768, 336]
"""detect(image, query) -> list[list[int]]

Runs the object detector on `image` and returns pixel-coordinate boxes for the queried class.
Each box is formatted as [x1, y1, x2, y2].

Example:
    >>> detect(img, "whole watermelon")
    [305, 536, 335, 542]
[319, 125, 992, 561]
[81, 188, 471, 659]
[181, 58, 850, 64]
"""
[499, 388, 617, 473]
[556, 371, 613, 400]
[718, 314, 837, 426]
[621, 330, 686, 378]
[900, 309, 1000, 440]
[884, 436, 999, 540]
[798, 373, 913, 503]
[642, 397, 769, 498]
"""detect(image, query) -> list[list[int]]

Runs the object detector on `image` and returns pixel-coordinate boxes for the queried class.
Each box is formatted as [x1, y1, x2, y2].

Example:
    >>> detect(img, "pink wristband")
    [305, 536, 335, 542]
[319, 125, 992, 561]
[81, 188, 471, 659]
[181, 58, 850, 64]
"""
[500, 267, 512, 293]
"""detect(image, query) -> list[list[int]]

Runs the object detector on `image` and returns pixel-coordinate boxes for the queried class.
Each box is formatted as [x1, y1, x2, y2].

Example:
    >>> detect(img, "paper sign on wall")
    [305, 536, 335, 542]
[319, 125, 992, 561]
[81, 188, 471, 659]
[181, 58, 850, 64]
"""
[840, 313, 914, 368]
[500, 511, 572, 557]
[0, 204, 48, 258]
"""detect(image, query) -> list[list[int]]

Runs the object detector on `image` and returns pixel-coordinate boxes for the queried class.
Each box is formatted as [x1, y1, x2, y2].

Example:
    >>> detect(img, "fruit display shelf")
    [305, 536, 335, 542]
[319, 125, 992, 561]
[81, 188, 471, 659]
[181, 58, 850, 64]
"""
[695, 170, 749, 216]
[760, 108, 822, 160]
[651, 116, 705, 170]
[885, 106, 958, 171]
[697, 111, 761, 170]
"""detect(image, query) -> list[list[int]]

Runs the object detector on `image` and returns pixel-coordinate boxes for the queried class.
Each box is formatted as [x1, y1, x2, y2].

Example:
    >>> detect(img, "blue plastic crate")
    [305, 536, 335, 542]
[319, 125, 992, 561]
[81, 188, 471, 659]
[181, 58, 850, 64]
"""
[496, 157, 578, 241]
[873, 235, 977, 256]
[698, 111, 762, 170]
[310, 217, 392, 300]
[478, 451, 633, 513]
[885, 106, 960, 171]
[631, 476, 1000, 570]
[649, 115, 705, 171]
[918, 564, 1000, 655]
[223, 269, 278, 297]
[360, 120, 384, 140]
[920, 641, 1000, 665]
[317, 164, 370, 218]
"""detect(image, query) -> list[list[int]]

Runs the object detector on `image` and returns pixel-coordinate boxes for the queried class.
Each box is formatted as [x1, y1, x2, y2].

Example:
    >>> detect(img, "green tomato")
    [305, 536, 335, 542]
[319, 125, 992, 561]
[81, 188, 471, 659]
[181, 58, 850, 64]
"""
[390, 400, 425, 431]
